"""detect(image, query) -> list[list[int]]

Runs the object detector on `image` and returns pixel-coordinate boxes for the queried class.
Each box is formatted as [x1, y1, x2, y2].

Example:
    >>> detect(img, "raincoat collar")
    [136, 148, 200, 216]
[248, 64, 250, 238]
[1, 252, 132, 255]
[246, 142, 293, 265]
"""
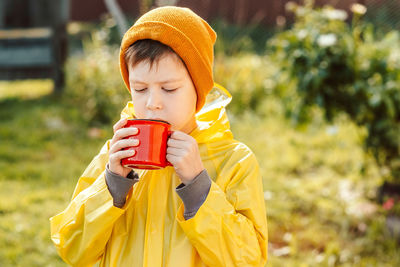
[120, 83, 233, 144]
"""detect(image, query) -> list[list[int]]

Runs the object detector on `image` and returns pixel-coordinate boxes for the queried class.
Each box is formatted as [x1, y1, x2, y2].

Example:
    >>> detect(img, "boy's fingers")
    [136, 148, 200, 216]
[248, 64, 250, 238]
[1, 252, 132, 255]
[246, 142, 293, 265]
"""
[170, 130, 187, 140]
[170, 131, 196, 143]
[109, 149, 136, 164]
[166, 153, 178, 164]
[113, 118, 127, 133]
[109, 138, 140, 154]
[167, 138, 186, 149]
[166, 146, 183, 156]
[110, 127, 139, 147]
[115, 127, 139, 140]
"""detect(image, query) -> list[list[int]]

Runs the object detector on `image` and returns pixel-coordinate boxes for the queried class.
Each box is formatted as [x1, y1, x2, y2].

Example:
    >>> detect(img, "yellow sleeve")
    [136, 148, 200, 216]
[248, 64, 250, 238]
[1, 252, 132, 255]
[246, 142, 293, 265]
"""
[176, 149, 268, 267]
[49, 140, 127, 266]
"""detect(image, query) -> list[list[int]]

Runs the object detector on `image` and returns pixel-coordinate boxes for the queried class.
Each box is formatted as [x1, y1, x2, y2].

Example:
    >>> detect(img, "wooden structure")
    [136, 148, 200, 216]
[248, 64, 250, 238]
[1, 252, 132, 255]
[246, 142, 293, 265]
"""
[0, 0, 69, 92]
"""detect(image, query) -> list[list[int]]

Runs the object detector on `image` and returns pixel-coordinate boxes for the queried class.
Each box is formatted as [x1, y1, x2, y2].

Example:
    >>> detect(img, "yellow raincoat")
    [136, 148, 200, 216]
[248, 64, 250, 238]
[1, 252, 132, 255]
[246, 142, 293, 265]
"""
[50, 84, 268, 266]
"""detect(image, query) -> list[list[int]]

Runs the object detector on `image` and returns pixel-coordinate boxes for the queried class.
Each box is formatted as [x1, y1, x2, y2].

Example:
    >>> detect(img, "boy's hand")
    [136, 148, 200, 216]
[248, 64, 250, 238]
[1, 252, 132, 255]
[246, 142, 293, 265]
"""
[167, 131, 204, 185]
[108, 118, 139, 177]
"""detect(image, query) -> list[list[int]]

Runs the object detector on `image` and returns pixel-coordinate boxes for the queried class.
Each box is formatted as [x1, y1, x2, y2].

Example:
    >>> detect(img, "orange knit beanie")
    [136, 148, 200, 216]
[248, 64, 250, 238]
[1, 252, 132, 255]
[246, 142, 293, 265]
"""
[119, 6, 217, 113]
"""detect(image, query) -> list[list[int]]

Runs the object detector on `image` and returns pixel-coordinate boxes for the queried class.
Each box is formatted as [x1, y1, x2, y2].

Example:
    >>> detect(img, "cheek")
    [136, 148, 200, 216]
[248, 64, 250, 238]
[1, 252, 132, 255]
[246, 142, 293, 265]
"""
[183, 86, 197, 108]
[176, 91, 196, 113]
[163, 94, 193, 123]
[131, 94, 146, 116]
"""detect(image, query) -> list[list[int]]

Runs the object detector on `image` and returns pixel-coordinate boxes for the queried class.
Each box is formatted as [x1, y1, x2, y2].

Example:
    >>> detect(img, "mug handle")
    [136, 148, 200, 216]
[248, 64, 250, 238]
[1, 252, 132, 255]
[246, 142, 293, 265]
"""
[166, 130, 174, 167]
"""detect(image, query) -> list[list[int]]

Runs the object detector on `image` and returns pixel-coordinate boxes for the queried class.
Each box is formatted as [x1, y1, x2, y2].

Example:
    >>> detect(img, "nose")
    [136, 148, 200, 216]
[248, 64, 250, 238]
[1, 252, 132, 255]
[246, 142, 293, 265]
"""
[145, 88, 163, 110]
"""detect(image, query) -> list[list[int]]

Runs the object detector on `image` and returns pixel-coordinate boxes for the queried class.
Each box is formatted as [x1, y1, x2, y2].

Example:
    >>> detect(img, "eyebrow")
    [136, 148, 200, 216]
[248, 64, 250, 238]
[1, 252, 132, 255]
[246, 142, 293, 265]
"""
[131, 79, 182, 84]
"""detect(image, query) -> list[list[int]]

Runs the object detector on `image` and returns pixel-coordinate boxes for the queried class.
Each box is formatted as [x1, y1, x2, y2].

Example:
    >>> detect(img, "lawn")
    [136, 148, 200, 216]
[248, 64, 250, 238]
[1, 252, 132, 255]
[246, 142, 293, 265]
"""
[0, 80, 399, 266]
[0, 81, 110, 266]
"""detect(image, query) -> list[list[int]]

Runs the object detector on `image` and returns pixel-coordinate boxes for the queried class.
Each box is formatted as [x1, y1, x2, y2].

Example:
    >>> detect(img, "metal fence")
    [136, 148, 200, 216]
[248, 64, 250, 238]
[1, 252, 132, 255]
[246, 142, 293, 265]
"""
[364, 0, 400, 31]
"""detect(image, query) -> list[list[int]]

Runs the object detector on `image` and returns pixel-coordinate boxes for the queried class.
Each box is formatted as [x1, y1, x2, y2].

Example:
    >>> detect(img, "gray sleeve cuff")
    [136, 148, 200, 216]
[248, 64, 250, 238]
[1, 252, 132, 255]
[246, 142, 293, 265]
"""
[105, 165, 139, 208]
[175, 169, 211, 220]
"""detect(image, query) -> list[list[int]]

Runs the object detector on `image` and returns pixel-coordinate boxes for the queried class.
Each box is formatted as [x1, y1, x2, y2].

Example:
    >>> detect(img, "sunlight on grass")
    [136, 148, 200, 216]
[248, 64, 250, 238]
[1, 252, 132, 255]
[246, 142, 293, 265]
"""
[0, 80, 53, 100]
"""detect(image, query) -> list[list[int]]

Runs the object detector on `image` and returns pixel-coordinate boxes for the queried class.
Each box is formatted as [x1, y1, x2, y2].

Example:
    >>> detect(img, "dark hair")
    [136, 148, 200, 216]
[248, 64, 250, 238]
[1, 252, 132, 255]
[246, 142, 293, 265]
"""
[124, 39, 186, 69]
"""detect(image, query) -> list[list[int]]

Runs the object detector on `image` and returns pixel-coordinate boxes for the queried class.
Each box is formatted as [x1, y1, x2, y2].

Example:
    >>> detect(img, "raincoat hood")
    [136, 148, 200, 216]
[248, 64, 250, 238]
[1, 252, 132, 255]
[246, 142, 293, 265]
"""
[50, 83, 268, 267]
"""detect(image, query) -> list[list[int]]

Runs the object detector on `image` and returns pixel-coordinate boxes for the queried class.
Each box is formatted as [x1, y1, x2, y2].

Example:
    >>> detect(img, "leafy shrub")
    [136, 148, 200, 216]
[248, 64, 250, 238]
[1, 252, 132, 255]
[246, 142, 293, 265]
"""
[214, 54, 279, 114]
[64, 25, 130, 126]
[269, 0, 400, 181]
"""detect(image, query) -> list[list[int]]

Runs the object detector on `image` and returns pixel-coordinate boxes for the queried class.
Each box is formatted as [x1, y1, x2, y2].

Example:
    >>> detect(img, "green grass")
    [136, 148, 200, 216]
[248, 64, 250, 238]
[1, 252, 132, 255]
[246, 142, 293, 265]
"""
[0, 85, 111, 266]
[0, 82, 399, 266]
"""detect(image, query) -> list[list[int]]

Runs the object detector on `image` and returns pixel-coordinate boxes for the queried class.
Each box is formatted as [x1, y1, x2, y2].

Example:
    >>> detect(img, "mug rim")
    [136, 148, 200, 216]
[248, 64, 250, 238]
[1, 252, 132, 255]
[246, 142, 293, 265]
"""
[127, 118, 171, 125]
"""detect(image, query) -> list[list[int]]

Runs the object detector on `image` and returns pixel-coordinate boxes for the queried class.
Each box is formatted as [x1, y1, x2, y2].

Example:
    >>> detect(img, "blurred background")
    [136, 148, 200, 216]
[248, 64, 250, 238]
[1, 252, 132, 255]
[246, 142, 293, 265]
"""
[0, 0, 400, 266]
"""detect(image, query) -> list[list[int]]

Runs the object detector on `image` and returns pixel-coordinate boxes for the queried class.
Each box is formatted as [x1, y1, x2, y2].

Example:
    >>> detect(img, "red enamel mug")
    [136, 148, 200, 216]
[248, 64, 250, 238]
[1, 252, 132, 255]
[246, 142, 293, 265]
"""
[121, 119, 173, 170]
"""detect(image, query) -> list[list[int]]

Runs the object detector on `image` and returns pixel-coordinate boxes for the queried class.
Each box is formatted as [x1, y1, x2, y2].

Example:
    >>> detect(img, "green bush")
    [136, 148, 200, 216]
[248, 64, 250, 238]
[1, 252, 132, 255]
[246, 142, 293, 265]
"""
[269, 0, 400, 181]
[64, 25, 130, 126]
[214, 53, 280, 114]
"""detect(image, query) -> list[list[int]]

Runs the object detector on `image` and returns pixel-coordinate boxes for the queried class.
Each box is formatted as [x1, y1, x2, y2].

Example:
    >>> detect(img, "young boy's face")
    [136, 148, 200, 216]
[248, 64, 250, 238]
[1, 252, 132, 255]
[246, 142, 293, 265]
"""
[128, 53, 198, 134]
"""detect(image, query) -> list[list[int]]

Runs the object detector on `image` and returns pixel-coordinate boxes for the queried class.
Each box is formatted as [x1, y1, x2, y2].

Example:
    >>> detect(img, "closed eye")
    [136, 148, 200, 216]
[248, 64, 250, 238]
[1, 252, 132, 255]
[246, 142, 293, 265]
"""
[163, 88, 178, 93]
[134, 88, 147, 92]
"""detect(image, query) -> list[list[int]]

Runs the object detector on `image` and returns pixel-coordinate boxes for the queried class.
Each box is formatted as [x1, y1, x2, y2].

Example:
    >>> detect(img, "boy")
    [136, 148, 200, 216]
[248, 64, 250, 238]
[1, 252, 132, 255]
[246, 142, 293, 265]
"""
[50, 6, 268, 267]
